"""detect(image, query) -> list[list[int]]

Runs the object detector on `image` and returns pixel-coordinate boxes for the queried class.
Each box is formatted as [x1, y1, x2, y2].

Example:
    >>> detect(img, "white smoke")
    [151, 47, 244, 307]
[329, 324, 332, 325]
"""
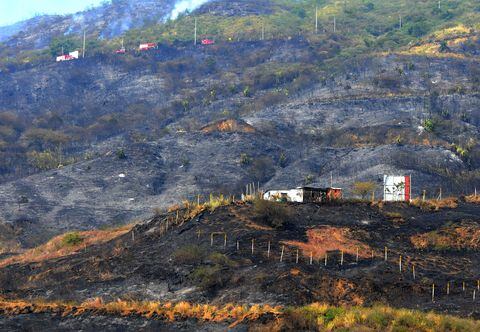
[170, 0, 211, 20]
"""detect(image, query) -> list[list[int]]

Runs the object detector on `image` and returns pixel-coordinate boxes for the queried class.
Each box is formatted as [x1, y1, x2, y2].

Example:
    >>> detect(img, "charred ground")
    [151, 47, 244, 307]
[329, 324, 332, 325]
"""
[0, 200, 479, 319]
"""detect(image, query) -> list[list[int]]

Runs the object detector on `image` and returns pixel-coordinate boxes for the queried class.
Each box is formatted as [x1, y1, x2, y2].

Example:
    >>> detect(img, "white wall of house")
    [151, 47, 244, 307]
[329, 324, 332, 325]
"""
[263, 189, 304, 202]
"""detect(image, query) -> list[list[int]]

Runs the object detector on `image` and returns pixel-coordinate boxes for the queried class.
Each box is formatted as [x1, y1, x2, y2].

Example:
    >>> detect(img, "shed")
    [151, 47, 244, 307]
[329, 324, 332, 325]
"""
[383, 175, 411, 201]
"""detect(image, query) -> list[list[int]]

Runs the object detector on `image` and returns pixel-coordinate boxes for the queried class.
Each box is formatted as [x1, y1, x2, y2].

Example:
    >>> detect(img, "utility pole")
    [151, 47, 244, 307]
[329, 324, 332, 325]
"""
[333, 16, 336, 33]
[315, 6, 318, 33]
[194, 17, 197, 45]
[82, 30, 86, 58]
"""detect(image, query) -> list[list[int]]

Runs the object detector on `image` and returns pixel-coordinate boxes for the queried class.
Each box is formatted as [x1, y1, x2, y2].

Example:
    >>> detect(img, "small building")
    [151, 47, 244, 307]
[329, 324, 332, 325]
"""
[263, 187, 342, 203]
[383, 175, 411, 201]
[139, 43, 157, 51]
[56, 50, 79, 62]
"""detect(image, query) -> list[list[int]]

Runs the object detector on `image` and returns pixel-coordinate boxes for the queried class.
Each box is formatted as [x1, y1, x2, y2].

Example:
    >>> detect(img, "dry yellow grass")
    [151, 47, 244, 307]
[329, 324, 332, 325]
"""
[166, 194, 232, 222]
[0, 225, 133, 268]
[280, 303, 480, 331]
[410, 198, 458, 211]
[432, 25, 472, 39]
[465, 194, 480, 204]
[0, 298, 281, 327]
[411, 223, 480, 250]
[0, 299, 478, 331]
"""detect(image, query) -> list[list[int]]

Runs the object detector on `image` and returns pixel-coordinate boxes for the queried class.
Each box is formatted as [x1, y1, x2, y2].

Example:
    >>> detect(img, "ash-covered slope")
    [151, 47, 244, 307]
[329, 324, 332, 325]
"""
[0, 37, 479, 248]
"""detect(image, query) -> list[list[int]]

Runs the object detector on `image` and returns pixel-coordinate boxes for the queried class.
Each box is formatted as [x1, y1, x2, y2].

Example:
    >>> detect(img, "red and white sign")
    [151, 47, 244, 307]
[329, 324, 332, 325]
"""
[383, 175, 411, 201]
[201, 39, 215, 45]
[139, 43, 157, 51]
[56, 51, 79, 62]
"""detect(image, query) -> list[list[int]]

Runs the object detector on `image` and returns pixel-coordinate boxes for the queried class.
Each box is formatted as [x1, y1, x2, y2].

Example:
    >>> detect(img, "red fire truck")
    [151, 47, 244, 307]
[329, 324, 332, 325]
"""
[201, 39, 215, 45]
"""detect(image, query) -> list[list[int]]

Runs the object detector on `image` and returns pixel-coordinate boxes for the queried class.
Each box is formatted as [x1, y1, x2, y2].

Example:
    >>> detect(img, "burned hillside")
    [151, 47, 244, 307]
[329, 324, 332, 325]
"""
[0, 200, 479, 319]
[0, 38, 479, 249]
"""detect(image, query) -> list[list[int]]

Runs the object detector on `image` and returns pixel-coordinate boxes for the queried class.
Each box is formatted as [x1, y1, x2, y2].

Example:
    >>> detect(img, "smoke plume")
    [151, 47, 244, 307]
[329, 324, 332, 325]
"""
[170, 0, 211, 20]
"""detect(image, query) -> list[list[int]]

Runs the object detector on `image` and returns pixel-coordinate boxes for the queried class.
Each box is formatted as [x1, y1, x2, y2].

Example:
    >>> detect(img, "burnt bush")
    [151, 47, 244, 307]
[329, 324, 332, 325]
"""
[249, 157, 275, 183]
[173, 245, 207, 265]
[191, 265, 230, 291]
[373, 73, 404, 90]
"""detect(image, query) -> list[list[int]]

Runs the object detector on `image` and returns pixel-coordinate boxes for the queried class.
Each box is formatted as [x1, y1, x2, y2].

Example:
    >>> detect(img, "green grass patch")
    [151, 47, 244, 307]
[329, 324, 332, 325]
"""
[61, 232, 84, 247]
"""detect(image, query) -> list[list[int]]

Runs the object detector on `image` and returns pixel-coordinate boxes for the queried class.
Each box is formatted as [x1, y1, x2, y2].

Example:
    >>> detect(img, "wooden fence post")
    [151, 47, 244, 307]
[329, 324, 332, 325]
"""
[432, 283, 435, 303]
[371, 249, 374, 260]
[296, 249, 299, 264]
[356, 247, 359, 263]
[251, 238, 255, 255]
[224, 234, 227, 248]
[236, 240, 239, 251]
[447, 281, 450, 295]
[310, 252, 313, 265]
[399, 255, 402, 273]
[324, 252, 328, 266]
[280, 245, 284, 262]
[384, 247, 388, 261]
[267, 241, 271, 258]
[412, 264, 416, 280]
[210, 233, 214, 246]
[340, 250, 344, 266]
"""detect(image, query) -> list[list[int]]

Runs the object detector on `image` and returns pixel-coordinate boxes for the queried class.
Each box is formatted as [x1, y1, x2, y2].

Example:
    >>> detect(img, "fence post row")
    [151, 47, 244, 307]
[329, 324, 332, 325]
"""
[200, 232, 480, 302]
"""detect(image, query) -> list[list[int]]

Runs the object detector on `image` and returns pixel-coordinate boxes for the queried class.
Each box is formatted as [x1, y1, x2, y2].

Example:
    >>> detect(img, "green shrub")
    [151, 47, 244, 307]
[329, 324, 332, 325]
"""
[62, 232, 84, 247]
[423, 118, 435, 132]
[243, 86, 251, 97]
[253, 198, 290, 229]
[323, 307, 346, 324]
[352, 181, 377, 199]
[27, 150, 61, 171]
[239, 153, 252, 166]
[279, 152, 287, 167]
[116, 149, 127, 159]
